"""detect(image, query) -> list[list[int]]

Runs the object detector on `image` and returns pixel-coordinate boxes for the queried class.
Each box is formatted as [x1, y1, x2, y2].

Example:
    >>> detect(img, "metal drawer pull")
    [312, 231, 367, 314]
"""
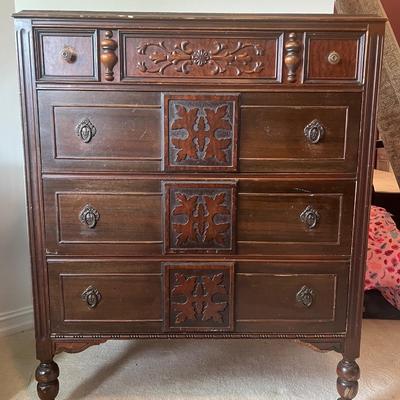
[60, 46, 76, 63]
[300, 205, 320, 229]
[79, 204, 100, 229]
[304, 119, 325, 144]
[75, 118, 97, 143]
[296, 285, 315, 308]
[327, 50, 341, 65]
[81, 286, 102, 309]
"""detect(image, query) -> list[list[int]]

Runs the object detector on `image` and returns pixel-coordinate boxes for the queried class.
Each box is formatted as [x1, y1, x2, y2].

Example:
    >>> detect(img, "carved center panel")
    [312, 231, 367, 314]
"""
[122, 35, 280, 80]
[164, 182, 236, 253]
[135, 39, 267, 76]
[164, 263, 234, 331]
[164, 94, 238, 171]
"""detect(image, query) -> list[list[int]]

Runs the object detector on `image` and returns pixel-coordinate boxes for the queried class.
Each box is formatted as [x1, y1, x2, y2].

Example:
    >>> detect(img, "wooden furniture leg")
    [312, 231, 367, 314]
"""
[35, 361, 59, 400]
[337, 358, 360, 400]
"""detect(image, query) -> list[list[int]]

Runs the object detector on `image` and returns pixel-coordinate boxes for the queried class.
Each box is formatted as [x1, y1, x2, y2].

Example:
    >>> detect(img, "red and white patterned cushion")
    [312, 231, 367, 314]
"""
[365, 206, 400, 310]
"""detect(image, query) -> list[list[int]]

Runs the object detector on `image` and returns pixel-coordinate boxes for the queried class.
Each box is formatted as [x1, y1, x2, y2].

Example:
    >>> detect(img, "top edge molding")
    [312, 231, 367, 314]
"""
[13, 10, 386, 22]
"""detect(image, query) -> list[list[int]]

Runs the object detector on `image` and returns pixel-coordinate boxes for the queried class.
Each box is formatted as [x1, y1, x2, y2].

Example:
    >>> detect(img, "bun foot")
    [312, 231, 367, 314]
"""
[35, 361, 59, 400]
[337, 358, 360, 400]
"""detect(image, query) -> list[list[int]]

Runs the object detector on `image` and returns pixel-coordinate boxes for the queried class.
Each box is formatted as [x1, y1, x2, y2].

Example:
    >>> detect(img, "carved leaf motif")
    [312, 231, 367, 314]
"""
[169, 270, 229, 326]
[173, 193, 198, 216]
[172, 192, 230, 247]
[202, 301, 227, 322]
[171, 273, 197, 323]
[170, 104, 232, 164]
[172, 194, 199, 245]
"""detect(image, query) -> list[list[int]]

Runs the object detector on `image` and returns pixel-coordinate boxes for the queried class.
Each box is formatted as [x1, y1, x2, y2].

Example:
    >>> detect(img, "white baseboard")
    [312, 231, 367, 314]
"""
[0, 306, 34, 337]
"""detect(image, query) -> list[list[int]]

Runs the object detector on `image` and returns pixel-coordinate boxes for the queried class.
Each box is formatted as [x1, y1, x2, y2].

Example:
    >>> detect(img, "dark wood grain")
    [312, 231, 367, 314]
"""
[35, 29, 98, 81]
[240, 92, 361, 173]
[38, 90, 161, 172]
[43, 177, 162, 256]
[163, 263, 234, 332]
[122, 35, 279, 80]
[235, 260, 348, 333]
[14, 11, 385, 400]
[304, 32, 365, 83]
[163, 93, 239, 171]
[237, 179, 355, 255]
[36, 361, 59, 400]
[163, 181, 237, 254]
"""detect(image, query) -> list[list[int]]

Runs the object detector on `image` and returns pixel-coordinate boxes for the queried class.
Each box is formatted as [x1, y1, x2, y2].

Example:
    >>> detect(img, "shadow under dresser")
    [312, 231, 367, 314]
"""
[13, 10, 385, 400]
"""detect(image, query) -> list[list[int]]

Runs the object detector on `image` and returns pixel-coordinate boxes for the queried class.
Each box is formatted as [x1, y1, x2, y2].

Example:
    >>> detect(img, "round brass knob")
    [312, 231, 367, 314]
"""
[60, 46, 76, 63]
[327, 50, 341, 65]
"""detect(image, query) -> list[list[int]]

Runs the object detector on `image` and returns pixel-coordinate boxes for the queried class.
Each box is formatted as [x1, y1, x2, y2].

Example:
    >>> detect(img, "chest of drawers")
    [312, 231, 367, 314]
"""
[14, 11, 385, 400]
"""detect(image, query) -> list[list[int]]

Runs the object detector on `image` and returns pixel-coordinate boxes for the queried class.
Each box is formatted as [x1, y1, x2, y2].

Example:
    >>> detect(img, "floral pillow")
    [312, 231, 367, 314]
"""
[365, 206, 400, 310]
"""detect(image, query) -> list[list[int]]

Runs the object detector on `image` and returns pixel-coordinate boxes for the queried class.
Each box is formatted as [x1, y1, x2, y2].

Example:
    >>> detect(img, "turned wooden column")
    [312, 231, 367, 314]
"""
[337, 358, 360, 400]
[36, 361, 59, 400]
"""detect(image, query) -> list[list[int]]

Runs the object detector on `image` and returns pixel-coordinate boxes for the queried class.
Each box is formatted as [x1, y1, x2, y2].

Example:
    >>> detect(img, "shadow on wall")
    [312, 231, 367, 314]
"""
[0, 162, 32, 322]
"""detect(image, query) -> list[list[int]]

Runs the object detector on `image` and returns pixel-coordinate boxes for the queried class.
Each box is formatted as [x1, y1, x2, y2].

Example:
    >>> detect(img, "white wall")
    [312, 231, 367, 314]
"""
[0, 0, 33, 336]
[0, 0, 334, 337]
[15, 0, 334, 14]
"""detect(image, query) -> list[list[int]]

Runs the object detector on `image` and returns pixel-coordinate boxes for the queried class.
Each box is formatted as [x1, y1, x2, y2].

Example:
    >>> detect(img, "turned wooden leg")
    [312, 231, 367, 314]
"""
[35, 361, 59, 400]
[337, 358, 360, 400]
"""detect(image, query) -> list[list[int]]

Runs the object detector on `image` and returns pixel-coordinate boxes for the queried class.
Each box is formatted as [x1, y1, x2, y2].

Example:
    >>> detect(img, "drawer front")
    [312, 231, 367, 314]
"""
[43, 178, 354, 256]
[48, 260, 348, 335]
[304, 32, 365, 83]
[38, 91, 162, 172]
[239, 92, 361, 173]
[235, 261, 348, 333]
[237, 180, 354, 255]
[121, 33, 280, 81]
[35, 29, 98, 81]
[39, 91, 361, 174]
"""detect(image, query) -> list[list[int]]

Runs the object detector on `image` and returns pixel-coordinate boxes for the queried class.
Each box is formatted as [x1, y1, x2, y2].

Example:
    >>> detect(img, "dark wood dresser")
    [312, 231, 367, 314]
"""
[13, 11, 385, 400]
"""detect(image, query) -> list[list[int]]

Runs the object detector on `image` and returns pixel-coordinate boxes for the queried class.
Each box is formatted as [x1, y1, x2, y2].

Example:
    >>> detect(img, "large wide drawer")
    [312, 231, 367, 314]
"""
[48, 260, 348, 335]
[43, 177, 355, 256]
[38, 91, 361, 174]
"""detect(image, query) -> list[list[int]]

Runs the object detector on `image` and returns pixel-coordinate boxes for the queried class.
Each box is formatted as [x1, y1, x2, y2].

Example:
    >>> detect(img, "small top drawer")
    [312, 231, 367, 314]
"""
[35, 29, 98, 81]
[304, 32, 365, 83]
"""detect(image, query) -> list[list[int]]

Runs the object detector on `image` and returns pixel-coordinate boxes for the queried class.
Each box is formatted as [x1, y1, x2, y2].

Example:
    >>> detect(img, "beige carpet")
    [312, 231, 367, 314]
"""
[1, 320, 400, 400]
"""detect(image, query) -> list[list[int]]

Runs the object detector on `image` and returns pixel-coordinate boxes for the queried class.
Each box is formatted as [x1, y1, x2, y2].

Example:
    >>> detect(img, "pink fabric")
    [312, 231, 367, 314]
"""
[365, 206, 400, 310]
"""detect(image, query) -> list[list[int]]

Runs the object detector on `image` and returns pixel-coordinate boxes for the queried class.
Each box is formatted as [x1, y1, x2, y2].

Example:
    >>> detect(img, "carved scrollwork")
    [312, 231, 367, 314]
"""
[300, 205, 320, 229]
[60, 46, 76, 63]
[81, 286, 102, 309]
[304, 119, 325, 144]
[296, 285, 315, 308]
[136, 40, 265, 76]
[79, 204, 100, 229]
[284, 32, 302, 83]
[75, 118, 97, 143]
[54, 340, 107, 355]
[296, 340, 343, 354]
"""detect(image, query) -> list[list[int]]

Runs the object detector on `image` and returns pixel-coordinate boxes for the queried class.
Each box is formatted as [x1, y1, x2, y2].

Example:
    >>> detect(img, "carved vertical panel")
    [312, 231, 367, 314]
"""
[164, 94, 238, 171]
[100, 30, 118, 81]
[164, 263, 234, 332]
[164, 182, 236, 253]
[284, 32, 302, 83]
